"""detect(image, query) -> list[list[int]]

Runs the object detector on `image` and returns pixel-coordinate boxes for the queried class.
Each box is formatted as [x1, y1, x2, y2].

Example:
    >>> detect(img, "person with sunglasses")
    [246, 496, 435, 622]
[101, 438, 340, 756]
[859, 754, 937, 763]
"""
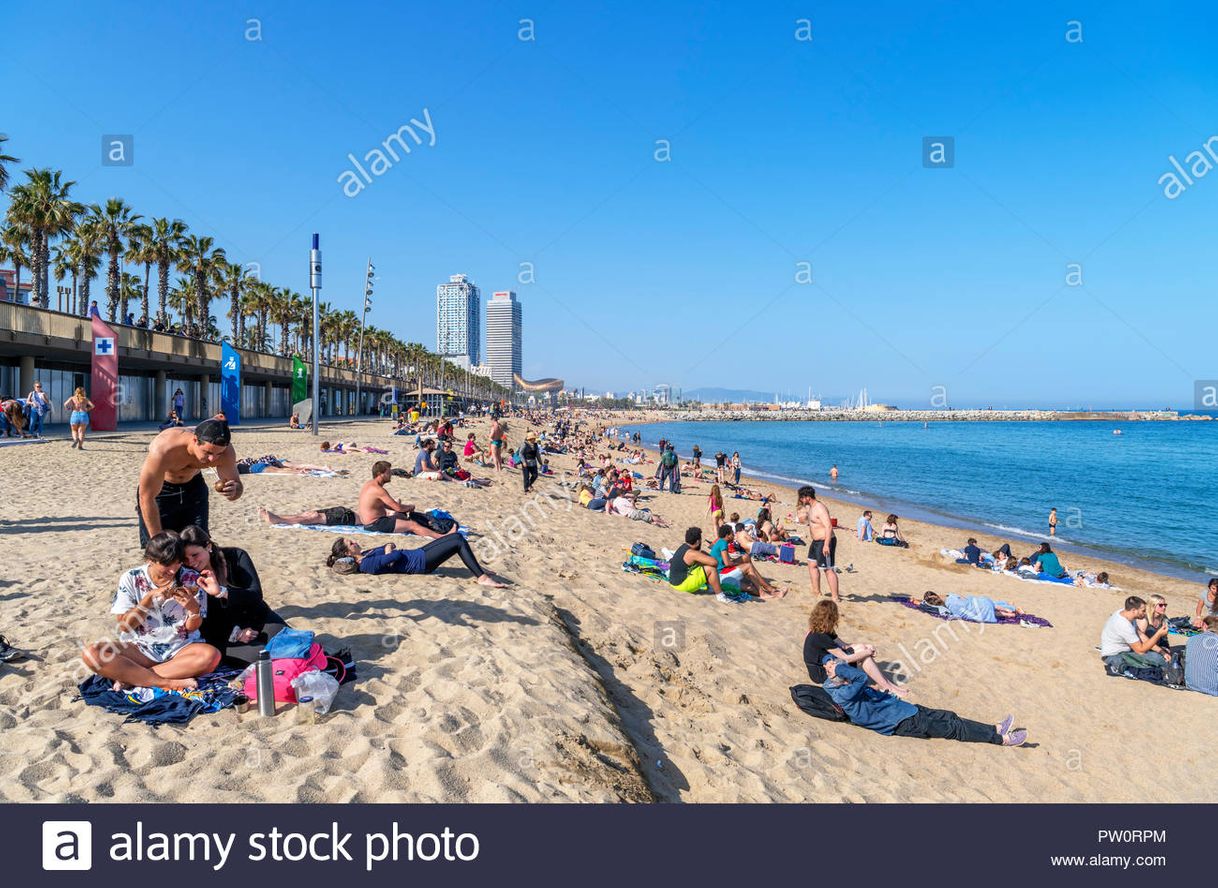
[1134, 593, 1175, 662]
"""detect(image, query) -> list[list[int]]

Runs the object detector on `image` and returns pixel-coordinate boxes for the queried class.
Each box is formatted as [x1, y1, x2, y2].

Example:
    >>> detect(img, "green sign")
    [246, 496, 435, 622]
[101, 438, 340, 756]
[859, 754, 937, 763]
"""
[291, 355, 308, 404]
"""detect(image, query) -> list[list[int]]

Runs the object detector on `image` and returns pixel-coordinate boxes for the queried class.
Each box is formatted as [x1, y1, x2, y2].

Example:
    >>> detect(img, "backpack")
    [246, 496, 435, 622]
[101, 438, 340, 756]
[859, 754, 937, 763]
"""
[789, 684, 849, 723]
[631, 542, 656, 560]
[662, 450, 677, 467]
[244, 642, 328, 703]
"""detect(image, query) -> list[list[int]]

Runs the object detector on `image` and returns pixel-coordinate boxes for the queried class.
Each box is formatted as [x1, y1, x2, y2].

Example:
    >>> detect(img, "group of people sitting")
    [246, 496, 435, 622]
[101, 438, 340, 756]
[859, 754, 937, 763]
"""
[1099, 587, 1218, 695]
[82, 525, 287, 690]
[946, 538, 1086, 582]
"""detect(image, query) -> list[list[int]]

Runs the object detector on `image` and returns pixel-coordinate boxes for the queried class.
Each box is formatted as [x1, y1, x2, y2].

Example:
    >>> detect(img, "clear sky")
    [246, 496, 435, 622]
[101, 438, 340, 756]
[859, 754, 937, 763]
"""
[3, 1, 1216, 408]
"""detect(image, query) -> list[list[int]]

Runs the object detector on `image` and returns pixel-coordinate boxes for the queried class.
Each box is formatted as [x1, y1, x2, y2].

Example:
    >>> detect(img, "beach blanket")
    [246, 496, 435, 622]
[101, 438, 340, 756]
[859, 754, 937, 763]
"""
[888, 595, 1053, 628]
[272, 521, 471, 538]
[77, 669, 243, 725]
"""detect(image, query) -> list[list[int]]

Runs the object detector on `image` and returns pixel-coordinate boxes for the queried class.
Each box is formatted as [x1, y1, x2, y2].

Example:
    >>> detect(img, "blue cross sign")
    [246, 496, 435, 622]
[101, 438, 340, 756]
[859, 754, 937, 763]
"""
[95, 337, 115, 355]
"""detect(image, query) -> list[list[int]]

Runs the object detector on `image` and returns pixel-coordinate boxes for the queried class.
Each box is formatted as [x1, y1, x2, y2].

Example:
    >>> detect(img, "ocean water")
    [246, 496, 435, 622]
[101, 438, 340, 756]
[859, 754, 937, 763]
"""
[619, 419, 1218, 582]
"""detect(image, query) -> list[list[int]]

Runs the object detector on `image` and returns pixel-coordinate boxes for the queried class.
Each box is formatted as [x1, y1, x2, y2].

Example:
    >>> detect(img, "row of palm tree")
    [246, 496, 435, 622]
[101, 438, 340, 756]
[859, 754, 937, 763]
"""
[0, 134, 509, 402]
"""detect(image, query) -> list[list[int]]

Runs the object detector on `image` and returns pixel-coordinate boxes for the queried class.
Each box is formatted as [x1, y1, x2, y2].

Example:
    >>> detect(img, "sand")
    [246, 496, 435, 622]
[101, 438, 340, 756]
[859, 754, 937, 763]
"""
[0, 414, 1212, 803]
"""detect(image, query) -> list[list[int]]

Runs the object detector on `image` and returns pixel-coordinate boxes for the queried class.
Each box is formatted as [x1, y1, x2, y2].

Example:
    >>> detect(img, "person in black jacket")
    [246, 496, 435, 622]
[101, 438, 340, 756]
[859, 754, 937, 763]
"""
[521, 432, 541, 493]
[180, 525, 288, 666]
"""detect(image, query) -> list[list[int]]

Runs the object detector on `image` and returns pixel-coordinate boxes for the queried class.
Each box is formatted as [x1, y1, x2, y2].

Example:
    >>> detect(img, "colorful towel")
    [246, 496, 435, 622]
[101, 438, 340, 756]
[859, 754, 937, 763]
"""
[77, 669, 243, 725]
[888, 595, 1053, 628]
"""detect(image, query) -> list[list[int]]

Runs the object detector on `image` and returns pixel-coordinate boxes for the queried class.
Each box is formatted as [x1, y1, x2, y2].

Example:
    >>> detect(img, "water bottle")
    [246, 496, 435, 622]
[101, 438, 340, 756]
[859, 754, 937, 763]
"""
[256, 649, 275, 716]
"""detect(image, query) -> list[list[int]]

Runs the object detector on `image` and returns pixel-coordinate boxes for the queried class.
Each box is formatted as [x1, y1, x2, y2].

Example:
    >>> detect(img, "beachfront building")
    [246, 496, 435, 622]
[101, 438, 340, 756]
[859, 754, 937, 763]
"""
[436, 274, 481, 370]
[1, 270, 34, 305]
[485, 290, 522, 391]
[0, 301, 408, 424]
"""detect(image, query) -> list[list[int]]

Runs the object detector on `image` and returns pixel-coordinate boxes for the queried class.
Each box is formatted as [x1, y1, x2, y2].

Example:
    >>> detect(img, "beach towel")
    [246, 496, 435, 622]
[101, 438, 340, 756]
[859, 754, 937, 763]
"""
[888, 595, 1053, 628]
[271, 521, 471, 538]
[76, 669, 243, 725]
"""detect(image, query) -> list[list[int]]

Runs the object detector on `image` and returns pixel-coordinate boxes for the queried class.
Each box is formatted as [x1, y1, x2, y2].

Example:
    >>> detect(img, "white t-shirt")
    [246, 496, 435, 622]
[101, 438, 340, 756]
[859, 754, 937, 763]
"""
[611, 497, 635, 516]
[110, 565, 206, 662]
[1099, 610, 1140, 657]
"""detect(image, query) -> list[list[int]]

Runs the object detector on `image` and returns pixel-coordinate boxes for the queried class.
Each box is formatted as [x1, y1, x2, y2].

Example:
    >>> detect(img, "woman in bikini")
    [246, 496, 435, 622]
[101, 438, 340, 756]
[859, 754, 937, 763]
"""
[490, 417, 506, 472]
[707, 484, 725, 532]
[64, 387, 94, 449]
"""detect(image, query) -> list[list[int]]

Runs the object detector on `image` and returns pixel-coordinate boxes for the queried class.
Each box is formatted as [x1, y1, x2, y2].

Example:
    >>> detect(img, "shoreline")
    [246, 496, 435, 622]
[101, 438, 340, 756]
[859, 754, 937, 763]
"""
[659, 409, 1212, 423]
[613, 416, 1212, 586]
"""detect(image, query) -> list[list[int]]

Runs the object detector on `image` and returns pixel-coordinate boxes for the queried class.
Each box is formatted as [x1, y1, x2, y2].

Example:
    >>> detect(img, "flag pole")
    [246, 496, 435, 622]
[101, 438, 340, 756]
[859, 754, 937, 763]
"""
[310, 233, 322, 435]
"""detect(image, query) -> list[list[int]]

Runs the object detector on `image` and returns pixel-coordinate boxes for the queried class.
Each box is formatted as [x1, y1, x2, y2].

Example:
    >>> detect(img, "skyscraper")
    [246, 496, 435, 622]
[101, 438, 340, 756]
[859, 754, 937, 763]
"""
[436, 273, 481, 367]
[486, 290, 522, 390]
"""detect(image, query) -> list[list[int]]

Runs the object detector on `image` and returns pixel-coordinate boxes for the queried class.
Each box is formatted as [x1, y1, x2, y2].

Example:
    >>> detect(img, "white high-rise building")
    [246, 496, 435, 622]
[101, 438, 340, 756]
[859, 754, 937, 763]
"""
[485, 290, 522, 390]
[436, 274, 481, 366]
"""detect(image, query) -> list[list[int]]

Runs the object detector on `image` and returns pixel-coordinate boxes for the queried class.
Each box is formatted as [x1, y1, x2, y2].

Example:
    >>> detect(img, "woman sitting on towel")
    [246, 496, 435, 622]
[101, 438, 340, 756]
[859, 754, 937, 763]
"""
[1033, 543, 1068, 578]
[1134, 593, 1174, 661]
[804, 600, 907, 696]
[81, 531, 221, 690]
[181, 525, 288, 666]
[326, 536, 507, 588]
[912, 591, 1022, 623]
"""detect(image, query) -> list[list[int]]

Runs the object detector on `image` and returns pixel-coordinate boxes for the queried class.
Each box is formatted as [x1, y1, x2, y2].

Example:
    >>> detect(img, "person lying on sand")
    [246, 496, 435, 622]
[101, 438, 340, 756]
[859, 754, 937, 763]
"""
[609, 492, 671, 527]
[237, 454, 349, 476]
[81, 531, 222, 691]
[804, 599, 905, 695]
[823, 657, 1027, 746]
[910, 592, 1022, 623]
[327, 536, 507, 588]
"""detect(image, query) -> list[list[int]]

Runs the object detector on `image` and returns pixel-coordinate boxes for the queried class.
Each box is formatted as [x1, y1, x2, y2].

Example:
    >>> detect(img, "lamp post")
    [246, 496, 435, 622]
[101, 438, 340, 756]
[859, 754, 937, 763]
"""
[309, 234, 322, 435]
[354, 257, 374, 416]
[56, 285, 71, 314]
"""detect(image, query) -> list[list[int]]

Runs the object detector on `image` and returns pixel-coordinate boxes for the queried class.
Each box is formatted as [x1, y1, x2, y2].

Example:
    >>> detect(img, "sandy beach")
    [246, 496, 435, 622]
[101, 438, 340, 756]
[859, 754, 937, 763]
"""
[0, 414, 1212, 804]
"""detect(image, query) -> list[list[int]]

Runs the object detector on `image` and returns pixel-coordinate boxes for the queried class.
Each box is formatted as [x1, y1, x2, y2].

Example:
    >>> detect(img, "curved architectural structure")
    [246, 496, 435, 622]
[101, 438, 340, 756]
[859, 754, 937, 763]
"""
[513, 372, 563, 394]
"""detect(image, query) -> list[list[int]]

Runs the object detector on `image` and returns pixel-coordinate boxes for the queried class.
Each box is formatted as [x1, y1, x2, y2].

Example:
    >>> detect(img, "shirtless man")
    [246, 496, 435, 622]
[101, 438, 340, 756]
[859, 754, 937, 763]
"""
[489, 416, 506, 472]
[796, 485, 839, 601]
[358, 461, 452, 537]
[137, 418, 241, 546]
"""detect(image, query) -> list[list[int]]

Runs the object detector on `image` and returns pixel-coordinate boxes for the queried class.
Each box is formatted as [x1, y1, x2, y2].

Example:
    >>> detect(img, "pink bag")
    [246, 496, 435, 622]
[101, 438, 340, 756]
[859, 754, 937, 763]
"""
[243, 642, 328, 704]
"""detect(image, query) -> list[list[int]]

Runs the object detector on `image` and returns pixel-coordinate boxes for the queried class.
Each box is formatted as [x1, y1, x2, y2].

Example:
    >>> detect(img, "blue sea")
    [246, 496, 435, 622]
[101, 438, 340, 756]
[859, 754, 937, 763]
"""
[620, 418, 1218, 582]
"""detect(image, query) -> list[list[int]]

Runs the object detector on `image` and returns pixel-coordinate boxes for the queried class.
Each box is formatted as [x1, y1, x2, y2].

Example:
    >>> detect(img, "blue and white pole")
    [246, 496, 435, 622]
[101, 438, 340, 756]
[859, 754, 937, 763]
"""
[310, 233, 322, 435]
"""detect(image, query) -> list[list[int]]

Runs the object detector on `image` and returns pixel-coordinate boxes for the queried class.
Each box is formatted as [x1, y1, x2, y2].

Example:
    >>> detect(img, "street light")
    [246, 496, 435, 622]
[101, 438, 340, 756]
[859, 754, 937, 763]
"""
[355, 257, 374, 415]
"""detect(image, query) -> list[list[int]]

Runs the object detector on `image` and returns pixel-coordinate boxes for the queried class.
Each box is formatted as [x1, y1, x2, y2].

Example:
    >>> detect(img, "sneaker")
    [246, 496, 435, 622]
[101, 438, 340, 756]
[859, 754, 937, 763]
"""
[1002, 729, 1028, 747]
[997, 714, 1014, 736]
[715, 592, 744, 604]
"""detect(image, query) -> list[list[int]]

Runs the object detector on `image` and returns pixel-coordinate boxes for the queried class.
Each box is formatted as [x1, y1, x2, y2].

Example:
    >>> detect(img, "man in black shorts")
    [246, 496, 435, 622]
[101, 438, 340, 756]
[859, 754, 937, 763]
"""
[137, 417, 241, 546]
[259, 505, 358, 527]
[797, 485, 839, 602]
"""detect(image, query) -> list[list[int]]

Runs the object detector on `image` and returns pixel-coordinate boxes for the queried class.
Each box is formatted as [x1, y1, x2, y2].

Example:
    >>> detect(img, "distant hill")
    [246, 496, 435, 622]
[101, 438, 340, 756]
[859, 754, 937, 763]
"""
[682, 387, 778, 404]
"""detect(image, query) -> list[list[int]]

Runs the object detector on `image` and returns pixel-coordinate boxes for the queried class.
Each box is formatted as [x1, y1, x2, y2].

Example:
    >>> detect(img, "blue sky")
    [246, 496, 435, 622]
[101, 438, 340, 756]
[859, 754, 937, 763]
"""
[3, 1, 1217, 408]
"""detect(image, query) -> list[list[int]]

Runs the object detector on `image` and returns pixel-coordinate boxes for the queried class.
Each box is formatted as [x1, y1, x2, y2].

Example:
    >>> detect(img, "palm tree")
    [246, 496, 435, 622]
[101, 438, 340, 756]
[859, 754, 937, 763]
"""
[6, 169, 81, 307]
[268, 287, 296, 355]
[0, 134, 17, 193]
[146, 217, 187, 325]
[118, 271, 143, 323]
[242, 279, 274, 350]
[63, 219, 104, 316]
[168, 275, 195, 329]
[125, 222, 155, 322]
[218, 260, 251, 342]
[176, 234, 225, 337]
[0, 223, 31, 303]
[88, 198, 142, 320]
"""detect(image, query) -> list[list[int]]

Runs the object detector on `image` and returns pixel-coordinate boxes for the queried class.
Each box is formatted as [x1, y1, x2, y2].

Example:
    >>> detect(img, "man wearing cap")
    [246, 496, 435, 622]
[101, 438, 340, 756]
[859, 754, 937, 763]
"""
[521, 431, 541, 493]
[136, 417, 242, 546]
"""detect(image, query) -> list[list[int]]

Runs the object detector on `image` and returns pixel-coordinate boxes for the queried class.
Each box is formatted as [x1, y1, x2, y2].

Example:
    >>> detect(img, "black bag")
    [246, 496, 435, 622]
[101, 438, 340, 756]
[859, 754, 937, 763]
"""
[631, 542, 656, 560]
[789, 684, 849, 723]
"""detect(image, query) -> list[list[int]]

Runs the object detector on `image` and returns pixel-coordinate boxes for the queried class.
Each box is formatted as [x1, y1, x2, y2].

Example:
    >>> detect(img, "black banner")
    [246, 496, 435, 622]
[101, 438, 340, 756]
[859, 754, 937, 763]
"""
[8, 804, 1199, 885]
